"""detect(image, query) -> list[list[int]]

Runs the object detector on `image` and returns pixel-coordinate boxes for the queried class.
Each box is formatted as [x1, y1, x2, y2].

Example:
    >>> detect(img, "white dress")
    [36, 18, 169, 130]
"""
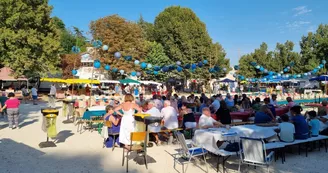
[119, 109, 135, 145]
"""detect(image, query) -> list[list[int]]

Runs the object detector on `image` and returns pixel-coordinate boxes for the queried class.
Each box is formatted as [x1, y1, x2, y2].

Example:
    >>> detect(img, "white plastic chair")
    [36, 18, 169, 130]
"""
[238, 137, 274, 173]
[174, 132, 208, 173]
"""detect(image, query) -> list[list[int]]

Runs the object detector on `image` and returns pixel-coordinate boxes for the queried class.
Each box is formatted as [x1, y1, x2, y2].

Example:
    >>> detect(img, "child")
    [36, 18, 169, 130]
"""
[278, 114, 295, 142]
[103, 105, 121, 148]
[290, 105, 309, 140]
[308, 111, 320, 137]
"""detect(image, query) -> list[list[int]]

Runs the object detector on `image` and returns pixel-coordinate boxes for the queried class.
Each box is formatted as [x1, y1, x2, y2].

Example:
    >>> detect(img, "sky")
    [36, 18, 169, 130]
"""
[49, 0, 328, 66]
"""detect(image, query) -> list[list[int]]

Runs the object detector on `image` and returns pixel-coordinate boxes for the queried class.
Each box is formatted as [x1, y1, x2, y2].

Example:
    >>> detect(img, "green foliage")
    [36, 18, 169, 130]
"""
[154, 6, 229, 80]
[137, 15, 155, 42]
[0, 0, 61, 77]
[145, 41, 173, 81]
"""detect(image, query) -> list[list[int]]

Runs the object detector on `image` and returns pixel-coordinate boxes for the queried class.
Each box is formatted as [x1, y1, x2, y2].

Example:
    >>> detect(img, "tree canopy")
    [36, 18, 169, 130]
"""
[0, 0, 61, 77]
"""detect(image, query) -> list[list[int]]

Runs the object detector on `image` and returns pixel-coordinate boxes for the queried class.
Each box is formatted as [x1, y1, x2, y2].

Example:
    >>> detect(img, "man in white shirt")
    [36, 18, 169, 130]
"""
[49, 84, 56, 108]
[270, 94, 278, 107]
[153, 95, 163, 111]
[278, 114, 295, 142]
[199, 107, 223, 129]
[161, 100, 178, 129]
[145, 100, 162, 145]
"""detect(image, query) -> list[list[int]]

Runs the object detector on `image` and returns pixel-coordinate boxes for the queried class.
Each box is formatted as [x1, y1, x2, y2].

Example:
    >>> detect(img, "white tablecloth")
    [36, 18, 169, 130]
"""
[193, 125, 278, 154]
[87, 106, 106, 111]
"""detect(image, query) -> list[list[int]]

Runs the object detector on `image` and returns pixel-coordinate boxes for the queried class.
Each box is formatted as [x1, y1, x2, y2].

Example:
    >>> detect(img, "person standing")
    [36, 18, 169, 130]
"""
[49, 84, 56, 108]
[31, 85, 38, 105]
[21, 85, 29, 104]
[0, 93, 20, 129]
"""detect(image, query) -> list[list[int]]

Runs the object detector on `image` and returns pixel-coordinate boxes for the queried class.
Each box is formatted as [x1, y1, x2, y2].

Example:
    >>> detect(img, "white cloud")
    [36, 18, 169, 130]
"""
[307, 25, 316, 32]
[293, 6, 312, 16]
[285, 21, 311, 30]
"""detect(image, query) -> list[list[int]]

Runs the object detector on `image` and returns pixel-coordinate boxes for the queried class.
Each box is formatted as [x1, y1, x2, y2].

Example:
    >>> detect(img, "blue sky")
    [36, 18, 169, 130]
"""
[49, 0, 328, 66]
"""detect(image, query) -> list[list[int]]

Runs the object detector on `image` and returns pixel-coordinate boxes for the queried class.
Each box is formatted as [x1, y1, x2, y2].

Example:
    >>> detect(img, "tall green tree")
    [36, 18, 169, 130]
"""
[0, 0, 61, 77]
[137, 15, 155, 42]
[154, 6, 229, 79]
[90, 15, 146, 77]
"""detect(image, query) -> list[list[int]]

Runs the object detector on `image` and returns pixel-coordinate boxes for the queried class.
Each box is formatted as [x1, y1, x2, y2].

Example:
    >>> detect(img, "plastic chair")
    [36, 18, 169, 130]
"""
[103, 120, 120, 151]
[238, 137, 274, 173]
[122, 131, 147, 172]
[174, 132, 208, 173]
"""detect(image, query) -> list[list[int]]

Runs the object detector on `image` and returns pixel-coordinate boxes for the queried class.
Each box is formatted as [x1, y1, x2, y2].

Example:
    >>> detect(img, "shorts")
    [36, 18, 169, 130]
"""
[32, 95, 38, 100]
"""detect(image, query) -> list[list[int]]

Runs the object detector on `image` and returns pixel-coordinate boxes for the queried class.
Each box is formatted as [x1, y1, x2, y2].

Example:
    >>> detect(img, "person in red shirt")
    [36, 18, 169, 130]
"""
[0, 92, 20, 129]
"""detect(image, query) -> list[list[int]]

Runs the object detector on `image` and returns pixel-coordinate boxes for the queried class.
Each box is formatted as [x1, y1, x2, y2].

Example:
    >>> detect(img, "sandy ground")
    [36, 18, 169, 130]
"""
[0, 101, 328, 173]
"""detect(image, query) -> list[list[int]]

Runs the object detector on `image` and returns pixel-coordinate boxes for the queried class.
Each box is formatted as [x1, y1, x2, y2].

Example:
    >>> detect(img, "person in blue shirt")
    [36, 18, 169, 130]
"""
[307, 111, 320, 137]
[225, 93, 235, 108]
[290, 106, 309, 139]
[254, 105, 274, 124]
[264, 98, 276, 117]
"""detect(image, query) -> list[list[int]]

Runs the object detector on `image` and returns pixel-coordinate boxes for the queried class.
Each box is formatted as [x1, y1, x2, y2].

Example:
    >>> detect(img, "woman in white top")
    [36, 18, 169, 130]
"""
[114, 94, 141, 148]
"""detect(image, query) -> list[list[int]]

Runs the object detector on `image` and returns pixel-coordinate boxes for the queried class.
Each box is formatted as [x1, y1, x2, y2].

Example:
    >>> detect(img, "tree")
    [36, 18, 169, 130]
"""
[0, 0, 61, 77]
[144, 41, 173, 81]
[154, 6, 228, 79]
[60, 54, 81, 79]
[137, 15, 155, 41]
[90, 15, 146, 76]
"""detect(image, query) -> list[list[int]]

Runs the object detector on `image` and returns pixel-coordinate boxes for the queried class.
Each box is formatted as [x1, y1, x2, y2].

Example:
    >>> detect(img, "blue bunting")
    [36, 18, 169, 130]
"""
[105, 65, 110, 71]
[71, 69, 77, 75]
[140, 62, 147, 69]
[94, 60, 101, 69]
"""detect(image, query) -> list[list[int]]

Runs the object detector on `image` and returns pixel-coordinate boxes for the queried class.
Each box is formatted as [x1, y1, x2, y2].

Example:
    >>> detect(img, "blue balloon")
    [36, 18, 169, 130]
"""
[268, 71, 273, 75]
[112, 68, 118, 73]
[280, 71, 284, 74]
[198, 62, 203, 67]
[105, 65, 110, 71]
[71, 46, 80, 53]
[136, 72, 141, 76]
[140, 62, 147, 69]
[322, 60, 327, 64]
[259, 67, 264, 72]
[184, 64, 191, 69]
[124, 56, 132, 61]
[304, 73, 308, 76]
[250, 62, 257, 66]
[297, 74, 301, 78]
[191, 64, 197, 70]
[94, 60, 101, 69]
[234, 65, 239, 70]
[102, 45, 109, 51]
[153, 71, 159, 75]
[177, 66, 183, 72]
[92, 40, 102, 48]
[209, 68, 214, 73]
[162, 66, 169, 72]
[134, 60, 140, 65]
[72, 69, 77, 75]
[320, 64, 324, 68]
[283, 68, 288, 72]
[176, 61, 181, 65]
[313, 69, 318, 73]
[287, 66, 291, 69]
[146, 71, 152, 74]
[131, 71, 137, 76]
[255, 65, 260, 69]
[277, 74, 281, 77]
[285, 74, 289, 78]
[240, 76, 245, 80]
[223, 68, 227, 71]
[203, 60, 208, 64]
[114, 52, 121, 58]
[264, 69, 268, 73]
[153, 66, 160, 71]
[119, 69, 124, 74]
[147, 64, 152, 68]
[293, 75, 297, 78]
[214, 66, 220, 71]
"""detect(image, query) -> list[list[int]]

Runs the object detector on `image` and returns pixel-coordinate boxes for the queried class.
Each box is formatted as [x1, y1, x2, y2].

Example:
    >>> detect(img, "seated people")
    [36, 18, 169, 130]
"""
[103, 105, 121, 147]
[215, 101, 231, 124]
[145, 100, 162, 145]
[307, 111, 320, 137]
[180, 103, 196, 129]
[318, 100, 328, 116]
[251, 97, 261, 112]
[270, 94, 279, 107]
[290, 105, 309, 139]
[199, 107, 223, 129]
[210, 96, 221, 113]
[224, 93, 235, 108]
[278, 114, 295, 142]
[254, 105, 274, 124]
[161, 100, 179, 130]
[264, 98, 276, 117]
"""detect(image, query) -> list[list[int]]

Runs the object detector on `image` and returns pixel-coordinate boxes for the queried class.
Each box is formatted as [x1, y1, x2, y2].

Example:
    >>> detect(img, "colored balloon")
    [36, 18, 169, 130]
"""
[153, 71, 158, 75]
[184, 64, 191, 69]
[223, 68, 227, 71]
[136, 72, 141, 76]
[131, 71, 137, 76]
[119, 70, 124, 74]
[255, 65, 260, 69]
[322, 60, 327, 64]
[154, 66, 160, 71]
[176, 61, 181, 65]
[140, 62, 147, 69]
[112, 68, 118, 72]
[92, 40, 102, 48]
[162, 66, 169, 72]
[94, 60, 101, 69]
[147, 64, 152, 68]
[264, 69, 268, 73]
[134, 60, 140, 65]
[124, 56, 132, 61]
[105, 65, 110, 71]
[177, 66, 183, 72]
[114, 52, 121, 58]
[71, 69, 77, 75]
[102, 45, 109, 51]
[198, 62, 203, 67]
[71, 46, 80, 53]
[203, 60, 208, 64]
[191, 64, 197, 70]
[234, 65, 239, 70]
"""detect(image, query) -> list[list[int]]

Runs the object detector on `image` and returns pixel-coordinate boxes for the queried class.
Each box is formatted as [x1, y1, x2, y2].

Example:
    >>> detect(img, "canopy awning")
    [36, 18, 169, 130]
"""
[309, 75, 328, 81]
[0, 67, 27, 81]
[139, 81, 161, 85]
[66, 79, 100, 84]
[119, 78, 140, 84]
[41, 78, 67, 83]
[220, 78, 235, 83]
